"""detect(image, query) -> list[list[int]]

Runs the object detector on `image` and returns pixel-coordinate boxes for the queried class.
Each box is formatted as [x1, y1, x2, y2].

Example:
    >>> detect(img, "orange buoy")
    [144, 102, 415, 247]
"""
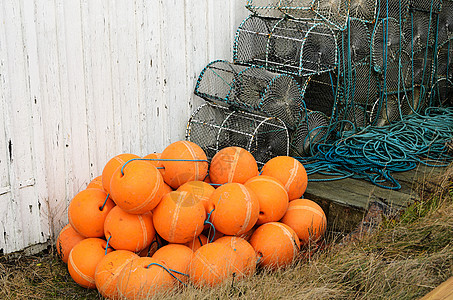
[68, 238, 113, 288]
[143, 152, 165, 176]
[117, 257, 175, 299]
[249, 222, 300, 270]
[160, 141, 208, 189]
[184, 234, 208, 252]
[189, 242, 240, 287]
[237, 227, 256, 241]
[68, 188, 115, 238]
[137, 234, 165, 257]
[109, 160, 167, 214]
[177, 181, 215, 214]
[209, 147, 258, 184]
[281, 199, 327, 245]
[102, 153, 140, 194]
[207, 183, 259, 235]
[95, 250, 138, 299]
[260, 156, 308, 200]
[152, 244, 193, 284]
[104, 206, 156, 252]
[87, 175, 103, 190]
[56, 224, 85, 264]
[162, 182, 173, 196]
[153, 191, 206, 244]
[216, 236, 257, 278]
[245, 175, 289, 225]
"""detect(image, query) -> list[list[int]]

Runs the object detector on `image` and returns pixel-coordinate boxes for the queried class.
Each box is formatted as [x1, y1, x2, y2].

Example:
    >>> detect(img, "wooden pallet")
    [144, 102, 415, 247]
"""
[305, 164, 449, 232]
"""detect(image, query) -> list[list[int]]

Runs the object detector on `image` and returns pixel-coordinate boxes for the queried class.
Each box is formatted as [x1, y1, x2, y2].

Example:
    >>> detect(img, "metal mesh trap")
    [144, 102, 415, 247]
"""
[245, 0, 285, 18]
[194, 60, 305, 129]
[233, 15, 338, 77]
[186, 103, 289, 165]
[437, 1, 453, 47]
[290, 110, 330, 156]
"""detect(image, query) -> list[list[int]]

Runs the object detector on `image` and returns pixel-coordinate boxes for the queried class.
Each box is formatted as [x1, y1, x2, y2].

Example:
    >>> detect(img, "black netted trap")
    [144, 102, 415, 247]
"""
[194, 60, 305, 129]
[186, 103, 289, 165]
[349, 0, 378, 23]
[245, 0, 285, 18]
[302, 71, 339, 117]
[339, 19, 372, 67]
[290, 110, 330, 156]
[437, 1, 453, 47]
[372, 18, 406, 72]
[233, 15, 338, 77]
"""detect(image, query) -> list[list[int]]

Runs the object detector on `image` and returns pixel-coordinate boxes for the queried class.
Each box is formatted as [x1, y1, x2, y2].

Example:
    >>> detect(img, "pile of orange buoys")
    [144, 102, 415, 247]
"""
[56, 141, 327, 298]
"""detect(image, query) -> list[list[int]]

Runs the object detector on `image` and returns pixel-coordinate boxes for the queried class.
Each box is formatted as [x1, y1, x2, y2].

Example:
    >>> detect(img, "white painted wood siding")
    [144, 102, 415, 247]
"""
[0, 0, 249, 254]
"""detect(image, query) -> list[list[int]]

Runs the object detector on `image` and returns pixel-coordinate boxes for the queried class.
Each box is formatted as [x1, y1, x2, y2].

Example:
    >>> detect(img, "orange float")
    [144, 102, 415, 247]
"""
[207, 183, 259, 235]
[245, 175, 289, 225]
[281, 199, 327, 245]
[177, 181, 215, 214]
[109, 160, 166, 214]
[216, 236, 257, 278]
[137, 234, 164, 257]
[209, 147, 258, 184]
[87, 175, 103, 190]
[95, 250, 138, 299]
[189, 242, 240, 287]
[184, 234, 208, 252]
[56, 224, 85, 264]
[160, 141, 208, 189]
[117, 257, 175, 299]
[152, 244, 193, 284]
[68, 238, 113, 288]
[104, 206, 156, 252]
[260, 156, 308, 200]
[102, 153, 140, 194]
[153, 191, 206, 244]
[249, 222, 300, 270]
[68, 188, 115, 238]
[143, 152, 165, 176]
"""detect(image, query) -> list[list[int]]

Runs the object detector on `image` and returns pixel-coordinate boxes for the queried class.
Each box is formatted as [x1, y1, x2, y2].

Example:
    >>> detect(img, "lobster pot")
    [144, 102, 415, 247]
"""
[233, 16, 338, 77]
[338, 103, 373, 132]
[245, 0, 285, 18]
[279, 0, 320, 21]
[343, 62, 380, 106]
[375, 0, 409, 20]
[437, 1, 453, 47]
[370, 91, 419, 126]
[290, 110, 330, 156]
[380, 52, 412, 94]
[402, 10, 436, 54]
[339, 19, 371, 67]
[409, 0, 442, 13]
[186, 103, 289, 165]
[349, 0, 378, 23]
[311, 0, 349, 30]
[402, 47, 434, 87]
[303, 71, 339, 117]
[194, 60, 305, 129]
[372, 18, 406, 73]
[429, 77, 453, 107]
[436, 42, 452, 78]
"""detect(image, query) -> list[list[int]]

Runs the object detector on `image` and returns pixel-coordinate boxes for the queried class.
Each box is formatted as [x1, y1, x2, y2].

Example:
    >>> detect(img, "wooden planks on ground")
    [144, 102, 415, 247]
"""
[305, 164, 449, 232]
[420, 276, 453, 300]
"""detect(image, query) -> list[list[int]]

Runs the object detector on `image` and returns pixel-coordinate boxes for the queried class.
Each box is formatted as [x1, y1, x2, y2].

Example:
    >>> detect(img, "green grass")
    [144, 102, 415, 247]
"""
[1, 165, 452, 299]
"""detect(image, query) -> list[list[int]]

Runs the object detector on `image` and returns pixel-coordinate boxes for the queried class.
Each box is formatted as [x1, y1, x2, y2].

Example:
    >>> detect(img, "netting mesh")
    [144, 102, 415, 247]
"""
[234, 16, 338, 76]
[311, 0, 349, 29]
[186, 103, 289, 165]
[340, 19, 372, 67]
[372, 18, 405, 72]
[290, 110, 330, 156]
[429, 77, 453, 107]
[436, 42, 452, 79]
[245, 0, 285, 18]
[345, 62, 380, 106]
[403, 10, 436, 54]
[194, 60, 305, 129]
[437, 1, 453, 47]
[376, 0, 409, 20]
[303, 71, 338, 116]
[409, 0, 442, 13]
[349, 0, 378, 23]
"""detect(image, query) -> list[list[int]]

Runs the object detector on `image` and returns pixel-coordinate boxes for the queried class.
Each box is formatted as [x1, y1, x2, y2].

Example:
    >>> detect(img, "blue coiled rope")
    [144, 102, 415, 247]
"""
[296, 107, 453, 190]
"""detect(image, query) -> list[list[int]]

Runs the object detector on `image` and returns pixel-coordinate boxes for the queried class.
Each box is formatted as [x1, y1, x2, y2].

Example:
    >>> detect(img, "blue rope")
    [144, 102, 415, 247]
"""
[204, 208, 216, 243]
[298, 107, 453, 190]
[146, 263, 188, 286]
[100, 194, 109, 211]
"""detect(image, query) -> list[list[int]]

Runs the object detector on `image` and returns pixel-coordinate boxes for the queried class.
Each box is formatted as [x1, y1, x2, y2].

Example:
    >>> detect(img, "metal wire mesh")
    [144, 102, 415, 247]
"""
[339, 103, 372, 131]
[280, 0, 320, 20]
[290, 110, 330, 156]
[311, 0, 349, 30]
[346, 62, 380, 106]
[436, 42, 452, 79]
[375, 0, 409, 20]
[194, 60, 305, 129]
[245, 0, 285, 18]
[403, 10, 436, 54]
[429, 77, 453, 107]
[340, 19, 372, 67]
[409, 0, 442, 13]
[303, 71, 339, 116]
[372, 18, 406, 72]
[437, 1, 453, 47]
[234, 16, 338, 76]
[186, 103, 289, 165]
[349, 0, 378, 23]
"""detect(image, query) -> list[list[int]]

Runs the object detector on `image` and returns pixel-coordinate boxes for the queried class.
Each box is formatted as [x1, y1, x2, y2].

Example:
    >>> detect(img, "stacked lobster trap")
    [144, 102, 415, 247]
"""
[187, 0, 453, 161]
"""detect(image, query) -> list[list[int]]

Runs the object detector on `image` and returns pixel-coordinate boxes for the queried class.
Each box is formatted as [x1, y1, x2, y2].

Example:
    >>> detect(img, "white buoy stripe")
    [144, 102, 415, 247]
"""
[137, 215, 148, 252]
[238, 184, 253, 234]
[98, 257, 135, 293]
[286, 205, 327, 222]
[248, 176, 287, 194]
[228, 148, 241, 183]
[195, 250, 221, 279]
[129, 167, 162, 213]
[273, 223, 298, 260]
[182, 141, 199, 181]
[68, 250, 95, 285]
[168, 192, 185, 242]
[285, 159, 299, 192]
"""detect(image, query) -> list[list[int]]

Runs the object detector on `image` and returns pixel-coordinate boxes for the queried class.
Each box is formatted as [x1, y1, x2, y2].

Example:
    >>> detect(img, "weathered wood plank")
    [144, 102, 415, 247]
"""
[420, 276, 453, 300]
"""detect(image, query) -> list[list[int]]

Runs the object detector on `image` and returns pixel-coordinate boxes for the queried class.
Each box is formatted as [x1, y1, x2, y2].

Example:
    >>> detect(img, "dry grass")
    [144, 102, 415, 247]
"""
[1, 168, 452, 300]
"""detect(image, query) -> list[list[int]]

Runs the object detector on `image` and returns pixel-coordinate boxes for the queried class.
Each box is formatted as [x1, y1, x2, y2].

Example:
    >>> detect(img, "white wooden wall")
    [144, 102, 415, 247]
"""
[0, 0, 249, 254]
